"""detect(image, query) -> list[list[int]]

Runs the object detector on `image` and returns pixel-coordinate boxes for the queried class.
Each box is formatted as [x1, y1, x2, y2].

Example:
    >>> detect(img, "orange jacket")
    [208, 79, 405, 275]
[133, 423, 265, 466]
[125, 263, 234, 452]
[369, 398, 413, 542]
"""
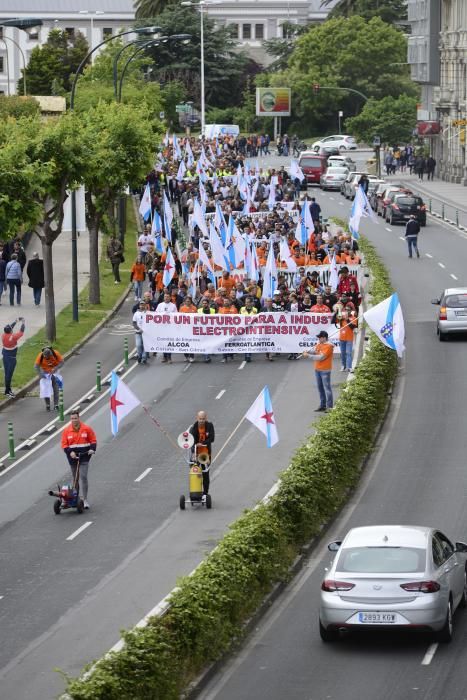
[61, 421, 97, 463]
[34, 349, 64, 373]
[315, 342, 334, 371]
[130, 262, 146, 282]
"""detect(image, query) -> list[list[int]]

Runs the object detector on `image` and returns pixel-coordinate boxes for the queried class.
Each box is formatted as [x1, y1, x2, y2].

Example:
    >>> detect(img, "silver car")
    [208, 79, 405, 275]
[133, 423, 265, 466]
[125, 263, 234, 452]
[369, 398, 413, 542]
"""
[432, 287, 467, 341]
[320, 166, 349, 191]
[319, 525, 467, 642]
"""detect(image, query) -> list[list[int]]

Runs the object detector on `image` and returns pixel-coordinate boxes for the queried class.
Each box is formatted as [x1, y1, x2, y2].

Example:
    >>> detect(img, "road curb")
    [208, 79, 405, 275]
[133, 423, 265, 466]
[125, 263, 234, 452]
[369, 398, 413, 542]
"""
[0, 284, 131, 414]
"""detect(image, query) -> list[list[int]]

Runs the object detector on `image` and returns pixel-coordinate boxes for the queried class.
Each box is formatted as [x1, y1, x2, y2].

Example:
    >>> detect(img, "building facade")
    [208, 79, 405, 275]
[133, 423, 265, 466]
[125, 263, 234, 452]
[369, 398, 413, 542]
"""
[408, 0, 467, 185]
[0, 0, 337, 95]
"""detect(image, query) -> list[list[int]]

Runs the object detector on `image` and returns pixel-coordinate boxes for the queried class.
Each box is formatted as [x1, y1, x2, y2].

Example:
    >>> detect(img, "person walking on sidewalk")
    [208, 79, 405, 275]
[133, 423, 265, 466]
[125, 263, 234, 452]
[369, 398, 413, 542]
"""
[0, 255, 6, 305]
[2, 317, 25, 398]
[426, 156, 436, 181]
[405, 215, 421, 259]
[26, 252, 45, 306]
[61, 410, 97, 510]
[302, 330, 334, 412]
[34, 346, 64, 411]
[5, 254, 22, 306]
[107, 234, 124, 284]
[130, 255, 146, 300]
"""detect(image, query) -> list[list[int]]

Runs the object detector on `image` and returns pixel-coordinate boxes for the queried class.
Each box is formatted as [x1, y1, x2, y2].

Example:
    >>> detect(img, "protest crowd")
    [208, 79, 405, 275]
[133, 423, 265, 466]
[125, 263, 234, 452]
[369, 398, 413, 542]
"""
[130, 133, 364, 368]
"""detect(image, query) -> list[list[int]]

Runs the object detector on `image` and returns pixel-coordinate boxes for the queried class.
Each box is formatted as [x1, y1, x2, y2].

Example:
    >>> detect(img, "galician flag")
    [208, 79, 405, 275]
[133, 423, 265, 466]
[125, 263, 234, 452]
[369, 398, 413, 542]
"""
[138, 183, 151, 221]
[295, 199, 313, 246]
[262, 243, 277, 300]
[110, 371, 140, 436]
[163, 246, 176, 287]
[363, 292, 405, 358]
[245, 385, 279, 448]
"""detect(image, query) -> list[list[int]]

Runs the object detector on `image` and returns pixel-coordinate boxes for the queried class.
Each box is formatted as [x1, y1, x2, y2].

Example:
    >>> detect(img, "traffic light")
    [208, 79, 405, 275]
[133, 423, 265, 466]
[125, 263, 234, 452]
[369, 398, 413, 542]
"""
[313, 83, 320, 95]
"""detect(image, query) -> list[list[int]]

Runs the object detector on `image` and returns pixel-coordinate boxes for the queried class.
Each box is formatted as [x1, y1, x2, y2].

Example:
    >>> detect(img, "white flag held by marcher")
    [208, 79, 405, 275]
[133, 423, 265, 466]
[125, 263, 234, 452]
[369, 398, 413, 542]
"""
[279, 238, 296, 271]
[262, 243, 278, 299]
[290, 159, 305, 182]
[328, 254, 339, 292]
[138, 183, 151, 221]
[245, 385, 279, 448]
[193, 198, 209, 237]
[209, 221, 230, 271]
[363, 292, 405, 358]
[176, 160, 186, 182]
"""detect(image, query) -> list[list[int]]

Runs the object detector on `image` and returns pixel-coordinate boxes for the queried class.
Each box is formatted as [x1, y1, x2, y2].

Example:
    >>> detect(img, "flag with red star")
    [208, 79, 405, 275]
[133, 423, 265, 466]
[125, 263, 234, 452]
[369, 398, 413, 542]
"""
[162, 246, 176, 288]
[245, 385, 279, 448]
[110, 372, 141, 436]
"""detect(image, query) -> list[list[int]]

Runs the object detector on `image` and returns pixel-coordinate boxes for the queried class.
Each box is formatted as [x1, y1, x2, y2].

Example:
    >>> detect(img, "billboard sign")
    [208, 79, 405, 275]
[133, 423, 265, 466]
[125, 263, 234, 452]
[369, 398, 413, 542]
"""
[256, 88, 291, 117]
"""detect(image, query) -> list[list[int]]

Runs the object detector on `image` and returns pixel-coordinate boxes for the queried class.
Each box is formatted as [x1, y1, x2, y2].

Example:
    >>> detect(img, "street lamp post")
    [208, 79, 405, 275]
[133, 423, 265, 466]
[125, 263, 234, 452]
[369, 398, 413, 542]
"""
[0, 18, 43, 95]
[112, 32, 161, 99]
[78, 10, 105, 60]
[0, 37, 27, 94]
[69, 25, 160, 322]
[180, 0, 220, 134]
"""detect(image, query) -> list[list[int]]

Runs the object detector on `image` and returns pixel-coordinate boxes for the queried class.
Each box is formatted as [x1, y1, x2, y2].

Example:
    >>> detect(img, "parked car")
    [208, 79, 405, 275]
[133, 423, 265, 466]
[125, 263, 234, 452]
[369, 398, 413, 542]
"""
[367, 178, 385, 196]
[319, 525, 467, 642]
[376, 186, 412, 218]
[385, 194, 427, 226]
[341, 172, 366, 198]
[298, 153, 328, 186]
[349, 174, 381, 200]
[312, 135, 357, 151]
[328, 154, 357, 171]
[431, 287, 467, 341]
[315, 146, 341, 158]
[370, 182, 394, 211]
[320, 166, 349, 191]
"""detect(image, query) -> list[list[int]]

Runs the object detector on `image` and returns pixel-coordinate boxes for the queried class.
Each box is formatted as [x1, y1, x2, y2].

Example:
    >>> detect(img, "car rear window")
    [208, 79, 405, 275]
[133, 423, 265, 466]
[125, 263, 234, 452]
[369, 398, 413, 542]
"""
[300, 157, 322, 168]
[336, 547, 426, 573]
[395, 197, 421, 205]
[327, 167, 348, 174]
[445, 294, 467, 308]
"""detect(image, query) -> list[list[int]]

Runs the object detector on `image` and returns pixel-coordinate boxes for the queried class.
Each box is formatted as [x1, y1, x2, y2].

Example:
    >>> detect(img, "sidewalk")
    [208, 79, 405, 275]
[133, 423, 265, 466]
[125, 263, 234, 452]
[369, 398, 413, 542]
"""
[0, 231, 92, 336]
[389, 172, 467, 229]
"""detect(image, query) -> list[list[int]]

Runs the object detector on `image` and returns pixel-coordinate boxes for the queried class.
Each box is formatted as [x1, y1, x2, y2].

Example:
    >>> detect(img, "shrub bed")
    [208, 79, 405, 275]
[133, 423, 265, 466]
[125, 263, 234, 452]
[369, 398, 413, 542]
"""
[66, 236, 398, 700]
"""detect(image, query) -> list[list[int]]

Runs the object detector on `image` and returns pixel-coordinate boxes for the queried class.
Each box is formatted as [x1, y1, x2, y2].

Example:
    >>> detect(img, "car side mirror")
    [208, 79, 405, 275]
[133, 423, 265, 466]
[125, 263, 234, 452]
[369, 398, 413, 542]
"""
[455, 541, 467, 553]
[431, 299, 440, 305]
[328, 541, 342, 552]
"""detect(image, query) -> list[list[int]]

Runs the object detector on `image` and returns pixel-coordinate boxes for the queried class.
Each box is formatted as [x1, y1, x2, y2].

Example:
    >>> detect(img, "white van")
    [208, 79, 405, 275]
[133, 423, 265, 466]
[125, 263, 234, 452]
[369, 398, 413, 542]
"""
[202, 124, 240, 138]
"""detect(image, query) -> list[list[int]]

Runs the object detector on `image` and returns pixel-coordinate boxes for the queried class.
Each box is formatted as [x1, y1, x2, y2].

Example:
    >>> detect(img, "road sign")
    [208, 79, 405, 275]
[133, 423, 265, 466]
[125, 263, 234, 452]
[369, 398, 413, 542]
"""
[176, 104, 189, 113]
[373, 136, 381, 146]
[338, 110, 343, 117]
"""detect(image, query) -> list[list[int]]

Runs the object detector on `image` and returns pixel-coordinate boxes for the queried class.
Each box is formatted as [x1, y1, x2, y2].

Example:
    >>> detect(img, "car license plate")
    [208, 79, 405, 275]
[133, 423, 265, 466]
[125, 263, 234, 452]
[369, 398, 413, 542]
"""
[358, 612, 396, 624]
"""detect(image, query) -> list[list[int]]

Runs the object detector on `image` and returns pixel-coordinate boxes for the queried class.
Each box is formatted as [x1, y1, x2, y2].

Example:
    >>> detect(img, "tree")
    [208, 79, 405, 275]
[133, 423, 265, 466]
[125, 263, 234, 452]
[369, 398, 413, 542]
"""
[135, 0, 177, 17]
[18, 29, 89, 95]
[321, 0, 407, 24]
[284, 16, 418, 134]
[345, 95, 417, 145]
[263, 21, 310, 72]
[81, 102, 158, 303]
[135, 5, 253, 110]
[0, 95, 40, 119]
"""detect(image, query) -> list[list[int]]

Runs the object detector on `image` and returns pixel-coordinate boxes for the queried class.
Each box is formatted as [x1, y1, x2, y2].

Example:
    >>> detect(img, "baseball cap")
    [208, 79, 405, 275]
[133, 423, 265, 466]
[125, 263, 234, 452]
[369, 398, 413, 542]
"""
[317, 331, 328, 339]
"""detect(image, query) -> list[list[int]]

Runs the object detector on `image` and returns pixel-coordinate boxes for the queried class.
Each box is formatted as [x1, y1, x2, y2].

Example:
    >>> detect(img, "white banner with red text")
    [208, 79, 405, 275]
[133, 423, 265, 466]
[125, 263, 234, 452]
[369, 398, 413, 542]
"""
[141, 312, 340, 354]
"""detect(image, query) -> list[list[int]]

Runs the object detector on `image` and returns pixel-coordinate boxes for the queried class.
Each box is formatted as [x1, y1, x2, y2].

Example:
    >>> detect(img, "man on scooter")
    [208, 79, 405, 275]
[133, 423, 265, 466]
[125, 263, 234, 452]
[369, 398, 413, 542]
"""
[61, 410, 97, 510]
[189, 410, 215, 497]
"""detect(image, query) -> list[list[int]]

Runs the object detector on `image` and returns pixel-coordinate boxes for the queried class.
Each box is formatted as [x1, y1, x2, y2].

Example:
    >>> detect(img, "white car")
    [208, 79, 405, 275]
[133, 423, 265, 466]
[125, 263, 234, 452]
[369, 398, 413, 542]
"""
[312, 135, 357, 151]
[319, 525, 467, 643]
[327, 155, 357, 171]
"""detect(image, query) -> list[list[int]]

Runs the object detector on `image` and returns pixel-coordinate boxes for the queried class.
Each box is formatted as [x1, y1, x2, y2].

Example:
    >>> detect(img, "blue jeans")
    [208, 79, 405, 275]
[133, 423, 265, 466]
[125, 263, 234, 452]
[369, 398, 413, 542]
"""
[8, 279, 21, 305]
[0, 280, 5, 300]
[406, 236, 419, 257]
[33, 287, 42, 305]
[339, 340, 353, 370]
[134, 280, 143, 299]
[315, 370, 333, 409]
[2, 348, 17, 393]
[135, 332, 147, 361]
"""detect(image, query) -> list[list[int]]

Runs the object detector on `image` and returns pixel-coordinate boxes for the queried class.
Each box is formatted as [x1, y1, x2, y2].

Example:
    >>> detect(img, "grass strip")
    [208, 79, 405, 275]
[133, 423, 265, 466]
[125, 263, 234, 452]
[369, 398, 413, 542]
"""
[1, 199, 136, 398]
[65, 234, 398, 700]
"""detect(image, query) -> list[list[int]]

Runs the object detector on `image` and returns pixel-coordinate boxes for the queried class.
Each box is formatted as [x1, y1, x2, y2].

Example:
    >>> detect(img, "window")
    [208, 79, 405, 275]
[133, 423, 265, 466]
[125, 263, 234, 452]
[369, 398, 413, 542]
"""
[65, 27, 75, 39]
[229, 23, 239, 39]
[242, 24, 251, 40]
[0, 57, 3, 73]
[255, 24, 264, 39]
[103, 27, 113, 38]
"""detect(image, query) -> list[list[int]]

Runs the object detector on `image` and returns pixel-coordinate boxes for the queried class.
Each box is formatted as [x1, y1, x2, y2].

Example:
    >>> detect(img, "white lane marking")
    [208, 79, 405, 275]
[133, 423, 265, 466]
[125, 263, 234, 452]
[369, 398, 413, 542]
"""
[182, 363, 191, 373]
[425, 253, 433, 258]
[329, 196, 335, 200]
[450, 274, 458, 280]
[0, 595, 3, 600]
[421, 643, 438, 665]
[135, 467, 152, 483]
[339, 202, 344, 206]
[238, 361, 246, 370]
[215, 389, 226, 400]
[399, 236, 405, 241]
[66, 521, 93, 542]
[385, 227, 392, 232]
[438, 262, 446, 269]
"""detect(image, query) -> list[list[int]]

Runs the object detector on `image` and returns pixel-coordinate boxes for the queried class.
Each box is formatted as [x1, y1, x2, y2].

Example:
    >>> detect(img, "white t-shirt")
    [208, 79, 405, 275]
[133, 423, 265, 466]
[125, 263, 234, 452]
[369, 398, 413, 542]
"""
[138, 233, 154, 253]
[132, 310, 146, 330]
[156, 302, 178, 313]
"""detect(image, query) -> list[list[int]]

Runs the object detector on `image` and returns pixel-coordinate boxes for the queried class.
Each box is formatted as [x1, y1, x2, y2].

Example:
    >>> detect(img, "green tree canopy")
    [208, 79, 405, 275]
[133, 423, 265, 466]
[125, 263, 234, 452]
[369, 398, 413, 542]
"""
[321, 0, 407, 23]
[345, 94, 417, 145]
[135, 5, 256, 110]
[0, 95, 41, 119]
[19, 28, 89, 95]
[283, 15, 417, 134]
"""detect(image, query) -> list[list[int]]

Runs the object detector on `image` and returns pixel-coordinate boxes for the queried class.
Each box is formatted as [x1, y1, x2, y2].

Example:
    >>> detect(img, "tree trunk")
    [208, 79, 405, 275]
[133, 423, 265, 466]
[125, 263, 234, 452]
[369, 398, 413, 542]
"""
[41, 235, 56, 342]
[88, 221, 100, 304]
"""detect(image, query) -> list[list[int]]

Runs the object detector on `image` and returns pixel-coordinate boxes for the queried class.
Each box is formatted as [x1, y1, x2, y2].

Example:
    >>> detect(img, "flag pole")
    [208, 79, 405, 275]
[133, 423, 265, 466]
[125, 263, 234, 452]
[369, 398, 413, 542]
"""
[210, 415, 246, 466]
[142, 406, 179, 451]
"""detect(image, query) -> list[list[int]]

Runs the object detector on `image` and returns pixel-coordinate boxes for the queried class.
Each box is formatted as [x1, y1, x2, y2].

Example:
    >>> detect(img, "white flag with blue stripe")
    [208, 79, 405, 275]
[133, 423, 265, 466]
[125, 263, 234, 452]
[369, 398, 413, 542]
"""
[363, 292, 405, 358]
[138, 183, 151, 221]
[262, 244, 277, 300]
[245, 385, 279, 448]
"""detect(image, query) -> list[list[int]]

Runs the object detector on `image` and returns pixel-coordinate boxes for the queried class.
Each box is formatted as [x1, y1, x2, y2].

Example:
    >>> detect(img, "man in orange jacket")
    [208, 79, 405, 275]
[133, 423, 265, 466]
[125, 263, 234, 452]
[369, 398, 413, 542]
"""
[302, 330, 334, 412]
[61, 410, 97, 509]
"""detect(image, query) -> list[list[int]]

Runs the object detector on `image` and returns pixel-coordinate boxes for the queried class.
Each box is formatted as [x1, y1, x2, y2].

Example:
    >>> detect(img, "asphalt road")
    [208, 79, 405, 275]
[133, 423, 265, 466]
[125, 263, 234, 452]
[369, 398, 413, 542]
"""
[198, 182, 467, 699]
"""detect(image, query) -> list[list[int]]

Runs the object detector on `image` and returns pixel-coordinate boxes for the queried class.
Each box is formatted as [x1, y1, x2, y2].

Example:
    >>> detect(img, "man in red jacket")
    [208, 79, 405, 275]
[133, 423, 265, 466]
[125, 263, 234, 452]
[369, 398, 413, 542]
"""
[61, 410, 97, 509]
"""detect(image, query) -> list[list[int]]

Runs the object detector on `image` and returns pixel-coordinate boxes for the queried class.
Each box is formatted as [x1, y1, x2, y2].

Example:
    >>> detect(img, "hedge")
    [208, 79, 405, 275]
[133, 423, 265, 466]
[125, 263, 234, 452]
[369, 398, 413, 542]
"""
[66, 235, 398, 699]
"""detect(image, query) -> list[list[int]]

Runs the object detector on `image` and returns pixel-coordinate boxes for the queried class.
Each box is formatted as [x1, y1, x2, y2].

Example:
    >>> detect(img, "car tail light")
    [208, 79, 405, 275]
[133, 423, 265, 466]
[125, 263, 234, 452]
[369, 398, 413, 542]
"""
[321, 579, 355, 592]
[400, 581, 440, 593]
[439, 306, 447, 320]
[392, 204, 399, 210]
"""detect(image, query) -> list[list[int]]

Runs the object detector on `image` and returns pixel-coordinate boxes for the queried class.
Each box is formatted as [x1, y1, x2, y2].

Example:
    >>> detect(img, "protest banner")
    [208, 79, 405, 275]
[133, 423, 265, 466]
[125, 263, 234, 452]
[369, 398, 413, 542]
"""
[141, 312, 340, 355]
